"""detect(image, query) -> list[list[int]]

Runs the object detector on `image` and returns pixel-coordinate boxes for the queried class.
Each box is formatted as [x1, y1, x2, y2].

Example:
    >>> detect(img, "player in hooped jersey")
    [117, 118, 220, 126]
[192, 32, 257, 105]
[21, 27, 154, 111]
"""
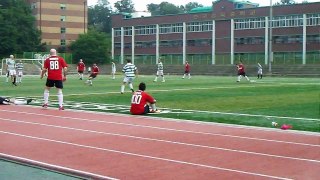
[77, 59, 86, 80]
[153, 58, 165, 82]
[121, 59, 137, 94]
[130, 82, 160, 115]
[16, 60, 24, 83]
[40, 49, 68, 110]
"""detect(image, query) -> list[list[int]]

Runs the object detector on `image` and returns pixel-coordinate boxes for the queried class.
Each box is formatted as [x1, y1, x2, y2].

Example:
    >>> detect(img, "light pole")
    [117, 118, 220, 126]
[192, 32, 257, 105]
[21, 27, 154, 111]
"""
[268, 0, 273, 73]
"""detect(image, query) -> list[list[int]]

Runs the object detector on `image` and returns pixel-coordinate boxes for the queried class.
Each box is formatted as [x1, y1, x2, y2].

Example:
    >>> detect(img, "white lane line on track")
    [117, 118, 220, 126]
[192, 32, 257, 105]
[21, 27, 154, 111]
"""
[0, 130, 293, 180]
[0, 118, 319, 163]
[0, 153, 118, 180]
[0, 109, 319, 147]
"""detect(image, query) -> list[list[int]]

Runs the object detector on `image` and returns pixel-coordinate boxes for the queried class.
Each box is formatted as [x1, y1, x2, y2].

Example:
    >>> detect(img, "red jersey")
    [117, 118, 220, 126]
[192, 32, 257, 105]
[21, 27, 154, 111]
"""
[130, 90, 155, 115]
[237, 64, 245, 73]
[43, 56, 67, 80]
[77, 62, 85, 71]
[91, 66, 99, 75]
[185, 63, 190, 71]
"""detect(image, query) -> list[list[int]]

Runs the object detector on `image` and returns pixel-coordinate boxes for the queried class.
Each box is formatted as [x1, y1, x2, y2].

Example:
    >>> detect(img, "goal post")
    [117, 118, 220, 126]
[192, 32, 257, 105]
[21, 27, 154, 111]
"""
[1, 58, 45, 76]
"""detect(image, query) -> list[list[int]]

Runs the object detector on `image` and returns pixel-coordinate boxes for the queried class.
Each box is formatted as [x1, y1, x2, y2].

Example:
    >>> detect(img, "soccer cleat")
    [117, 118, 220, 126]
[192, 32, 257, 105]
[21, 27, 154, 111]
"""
[120, 92, 124, 94]
[26, 99, 33, 104]
[42, 103, 48, 108]
[59, 106, 65, 110]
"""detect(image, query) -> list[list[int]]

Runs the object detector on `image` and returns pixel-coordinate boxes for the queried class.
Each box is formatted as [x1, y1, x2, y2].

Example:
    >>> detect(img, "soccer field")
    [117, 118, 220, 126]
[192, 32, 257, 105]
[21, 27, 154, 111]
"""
[1, 75, 319, 132]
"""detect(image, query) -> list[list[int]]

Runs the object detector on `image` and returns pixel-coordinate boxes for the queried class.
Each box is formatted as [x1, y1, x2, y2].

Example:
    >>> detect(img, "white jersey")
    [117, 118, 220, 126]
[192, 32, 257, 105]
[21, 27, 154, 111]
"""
[6, 58, 15, 70]
[257, 63, 262, 74]
[122, 63, 137, 78]
[156, 62, 164, 76]
[111, 62, 116, 73]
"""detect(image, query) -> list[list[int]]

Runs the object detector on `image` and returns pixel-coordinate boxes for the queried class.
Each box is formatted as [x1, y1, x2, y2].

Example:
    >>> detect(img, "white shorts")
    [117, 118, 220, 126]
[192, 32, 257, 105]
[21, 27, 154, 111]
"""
[156, 70, 164, 76]
[112, 70, 116, 74]
[258, 69, 262, 74]
[123, 76, 135, 83]
[9, 70, 16, 76]
[17, 71, 23, 76]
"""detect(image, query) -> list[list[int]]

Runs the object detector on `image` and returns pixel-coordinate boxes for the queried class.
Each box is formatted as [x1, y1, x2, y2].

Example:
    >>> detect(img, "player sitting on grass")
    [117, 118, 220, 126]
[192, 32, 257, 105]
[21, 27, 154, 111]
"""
[0, 97, 33, 105]
[130, 82, 160, 115]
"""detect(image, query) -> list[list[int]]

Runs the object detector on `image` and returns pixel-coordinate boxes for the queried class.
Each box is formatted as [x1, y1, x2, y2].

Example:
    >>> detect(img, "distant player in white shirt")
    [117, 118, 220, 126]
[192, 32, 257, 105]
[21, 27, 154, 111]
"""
[6, 55, 17, 86]
[16, 60, 24, 83]
[121, 59, 138, 94]
[257, 63, 263, 79]
[111, 61, 116, 80]
[153, 58, 165, 82]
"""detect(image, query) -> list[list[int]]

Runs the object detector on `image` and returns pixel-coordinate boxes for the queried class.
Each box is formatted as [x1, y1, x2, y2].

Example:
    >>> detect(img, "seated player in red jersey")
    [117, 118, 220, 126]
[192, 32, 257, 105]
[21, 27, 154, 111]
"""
[130, 82, 160, 115]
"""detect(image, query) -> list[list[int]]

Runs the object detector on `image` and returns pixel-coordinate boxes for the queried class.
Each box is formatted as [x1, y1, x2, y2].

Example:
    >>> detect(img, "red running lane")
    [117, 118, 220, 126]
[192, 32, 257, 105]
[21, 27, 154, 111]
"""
[0, 106, 319, 179]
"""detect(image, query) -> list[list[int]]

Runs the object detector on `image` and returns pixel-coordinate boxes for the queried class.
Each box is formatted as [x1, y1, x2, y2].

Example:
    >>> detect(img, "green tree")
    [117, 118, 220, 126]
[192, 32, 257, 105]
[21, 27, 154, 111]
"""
[69, 29, 111, 64]
[0, 0, 41, 57]
[183, 2, 203, 13]
[114, 0, 135, 13]
[275, 0, 296, 5]
[88, 0, 113, 33]
[147, 2, 184, 15]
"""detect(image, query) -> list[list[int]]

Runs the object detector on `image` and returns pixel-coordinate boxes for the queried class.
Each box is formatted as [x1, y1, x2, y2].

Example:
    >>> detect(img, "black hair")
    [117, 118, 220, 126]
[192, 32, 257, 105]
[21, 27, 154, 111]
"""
[139, 82, 146, 91]
[126, 59, 132, 63]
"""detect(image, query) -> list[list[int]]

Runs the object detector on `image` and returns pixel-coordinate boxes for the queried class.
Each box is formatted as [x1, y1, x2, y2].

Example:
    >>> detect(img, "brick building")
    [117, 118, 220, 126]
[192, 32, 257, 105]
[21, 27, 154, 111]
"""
[26, 0, 87, 49]
[111, 0, 320, 66]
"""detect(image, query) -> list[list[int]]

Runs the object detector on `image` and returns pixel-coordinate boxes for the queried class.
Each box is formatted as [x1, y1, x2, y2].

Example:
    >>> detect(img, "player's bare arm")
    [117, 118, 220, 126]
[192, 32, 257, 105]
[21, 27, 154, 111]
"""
[40, 68, 48, 79]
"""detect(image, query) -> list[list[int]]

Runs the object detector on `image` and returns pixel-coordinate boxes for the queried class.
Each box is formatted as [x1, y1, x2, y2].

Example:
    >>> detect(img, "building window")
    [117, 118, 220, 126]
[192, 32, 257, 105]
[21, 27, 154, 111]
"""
[124, 27, 132, 36]
[60, 16, 66, 22]
[114, 28, 121, 36]
[60, 27, 66, 34]
[307, 14, 320, 26]
[60, 4, 66, 10]
[60, 39, 66, 46]
[159, 23, 183, 34]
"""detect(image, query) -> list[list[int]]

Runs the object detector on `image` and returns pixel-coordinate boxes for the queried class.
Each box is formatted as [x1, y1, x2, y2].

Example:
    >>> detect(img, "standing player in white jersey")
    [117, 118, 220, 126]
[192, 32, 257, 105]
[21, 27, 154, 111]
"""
[153, 58, 165, 82]
[121, 59, 138, 94]
[257, 63, 263, 79]
[6, 55, 17, 86]
[111, 61, 116, 80]
[16, 60, 24, 83]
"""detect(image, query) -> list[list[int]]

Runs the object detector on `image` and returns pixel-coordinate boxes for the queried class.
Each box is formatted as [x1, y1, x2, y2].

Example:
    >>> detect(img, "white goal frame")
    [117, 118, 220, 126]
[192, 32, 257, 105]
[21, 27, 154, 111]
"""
[1, 58, 45, 76]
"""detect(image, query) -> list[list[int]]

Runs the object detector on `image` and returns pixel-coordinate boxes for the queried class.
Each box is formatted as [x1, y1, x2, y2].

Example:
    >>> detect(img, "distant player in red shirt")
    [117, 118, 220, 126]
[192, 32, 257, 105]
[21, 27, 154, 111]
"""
[77, 59, 86, 80]
[86, 63, 99, 86]
[130, 82, 160, 115]
[236, 60, 250, 82]
[40, 49, 68, 110]
[182, 60, 191, 79]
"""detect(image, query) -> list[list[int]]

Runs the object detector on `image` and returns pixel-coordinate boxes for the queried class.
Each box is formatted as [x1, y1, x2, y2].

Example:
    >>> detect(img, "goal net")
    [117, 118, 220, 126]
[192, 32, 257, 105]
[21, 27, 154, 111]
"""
[1, 58, 46, 76]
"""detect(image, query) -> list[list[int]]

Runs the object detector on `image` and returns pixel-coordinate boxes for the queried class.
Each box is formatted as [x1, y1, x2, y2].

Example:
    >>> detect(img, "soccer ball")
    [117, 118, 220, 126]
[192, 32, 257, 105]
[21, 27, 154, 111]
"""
[271, 122, 278, 127]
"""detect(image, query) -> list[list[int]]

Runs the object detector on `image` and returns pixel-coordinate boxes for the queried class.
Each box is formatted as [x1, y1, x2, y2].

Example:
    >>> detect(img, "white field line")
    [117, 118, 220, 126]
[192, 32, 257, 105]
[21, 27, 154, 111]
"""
[24, 82, 319, 122]
[0, 153, 118, 180]
[0, 130, 293, 180]
[1, 117, 319, 163]
[0, 110, 319, 147]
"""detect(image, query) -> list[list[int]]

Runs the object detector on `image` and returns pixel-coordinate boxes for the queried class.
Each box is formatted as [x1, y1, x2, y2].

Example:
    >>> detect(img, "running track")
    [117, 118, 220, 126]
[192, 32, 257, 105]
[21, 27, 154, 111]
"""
[0, 105, 319, 180]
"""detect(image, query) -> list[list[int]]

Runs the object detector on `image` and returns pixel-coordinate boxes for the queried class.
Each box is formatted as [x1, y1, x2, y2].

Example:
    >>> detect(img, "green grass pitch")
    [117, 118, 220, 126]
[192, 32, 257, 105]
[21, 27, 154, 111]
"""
[1, 74, 319, 132]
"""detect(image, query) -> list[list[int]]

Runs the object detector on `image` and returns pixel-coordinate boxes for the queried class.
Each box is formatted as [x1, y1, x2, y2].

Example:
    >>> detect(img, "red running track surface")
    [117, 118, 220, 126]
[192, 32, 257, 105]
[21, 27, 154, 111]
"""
[0, 105, 319, 180]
